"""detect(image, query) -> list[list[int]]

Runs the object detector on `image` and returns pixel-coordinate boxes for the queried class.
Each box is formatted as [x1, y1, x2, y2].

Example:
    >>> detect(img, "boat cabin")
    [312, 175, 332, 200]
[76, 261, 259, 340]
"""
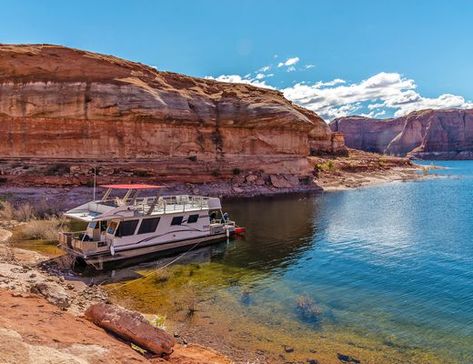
[59, 184, 233, 261]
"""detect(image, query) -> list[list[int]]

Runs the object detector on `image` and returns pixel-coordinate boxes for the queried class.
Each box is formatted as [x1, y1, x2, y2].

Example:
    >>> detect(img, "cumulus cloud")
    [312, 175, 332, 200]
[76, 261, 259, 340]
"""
[207, 68, 472, 121]
[282, 72, 473, 120]
[205, 74, 274, 89]
[278, 56, 300, 68]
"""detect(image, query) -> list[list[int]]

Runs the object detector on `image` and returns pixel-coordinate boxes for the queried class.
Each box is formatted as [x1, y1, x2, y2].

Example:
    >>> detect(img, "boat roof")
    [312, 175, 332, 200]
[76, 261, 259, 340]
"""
[100, 184, 164, 190]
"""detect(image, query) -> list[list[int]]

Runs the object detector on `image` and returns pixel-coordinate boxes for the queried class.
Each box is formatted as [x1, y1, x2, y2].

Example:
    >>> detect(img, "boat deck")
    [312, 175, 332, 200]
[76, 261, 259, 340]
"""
[64, 195, 219, 222]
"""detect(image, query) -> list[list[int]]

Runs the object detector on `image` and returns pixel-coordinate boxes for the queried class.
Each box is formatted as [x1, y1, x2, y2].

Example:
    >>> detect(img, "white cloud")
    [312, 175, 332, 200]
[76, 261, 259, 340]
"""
[315, 79, 346, 88]
[207, 69, 472, 121]
[304, 64, 316, 69]
[205, 74, 274, 89]
[259, 65, 271, 72]
[282, 72, 473, 120]
[278, 56, 300, 68]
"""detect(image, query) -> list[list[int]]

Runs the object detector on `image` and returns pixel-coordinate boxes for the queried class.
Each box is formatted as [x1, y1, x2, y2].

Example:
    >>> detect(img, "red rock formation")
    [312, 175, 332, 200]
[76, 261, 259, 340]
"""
[85, 303, 175, 356]
[331, 109, 473, 159]
[0, 44, 345, 186]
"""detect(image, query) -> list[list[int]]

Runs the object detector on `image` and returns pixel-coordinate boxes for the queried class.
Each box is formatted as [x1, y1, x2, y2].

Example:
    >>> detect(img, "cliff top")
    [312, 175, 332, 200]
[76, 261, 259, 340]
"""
[331, 108, 473, 125]
[0, 43, 326, 130]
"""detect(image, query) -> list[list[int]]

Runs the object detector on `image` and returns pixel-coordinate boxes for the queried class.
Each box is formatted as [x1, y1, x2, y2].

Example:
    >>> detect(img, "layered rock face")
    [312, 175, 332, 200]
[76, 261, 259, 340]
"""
[331, 109, 473, 159]
[0, 44, 345, 187]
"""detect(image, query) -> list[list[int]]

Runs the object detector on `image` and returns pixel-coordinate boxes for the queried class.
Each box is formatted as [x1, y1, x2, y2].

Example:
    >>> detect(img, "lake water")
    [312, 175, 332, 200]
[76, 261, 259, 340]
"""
[66, 162, 473, 362]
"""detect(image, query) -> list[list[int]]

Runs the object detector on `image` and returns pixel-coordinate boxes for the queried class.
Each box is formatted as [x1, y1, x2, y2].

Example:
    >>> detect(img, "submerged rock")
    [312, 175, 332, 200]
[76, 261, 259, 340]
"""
[337, 353, 361, 363]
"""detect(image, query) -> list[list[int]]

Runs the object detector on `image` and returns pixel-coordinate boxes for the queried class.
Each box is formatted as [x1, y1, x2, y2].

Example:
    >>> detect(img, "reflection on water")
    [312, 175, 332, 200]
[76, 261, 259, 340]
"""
[17, 162, 473, 363]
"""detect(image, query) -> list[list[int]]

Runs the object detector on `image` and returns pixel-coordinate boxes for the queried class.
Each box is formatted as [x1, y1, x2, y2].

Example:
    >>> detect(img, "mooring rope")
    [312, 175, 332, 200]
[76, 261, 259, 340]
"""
[107, 239, 205, 291]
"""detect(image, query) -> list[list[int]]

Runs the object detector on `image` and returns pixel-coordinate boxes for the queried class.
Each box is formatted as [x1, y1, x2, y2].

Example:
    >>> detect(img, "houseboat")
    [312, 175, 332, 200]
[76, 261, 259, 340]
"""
[58, 184, 243, 270]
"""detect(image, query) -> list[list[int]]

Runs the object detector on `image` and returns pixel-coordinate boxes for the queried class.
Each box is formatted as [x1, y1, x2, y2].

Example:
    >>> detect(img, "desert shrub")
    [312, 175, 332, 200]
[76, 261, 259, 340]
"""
[299, 176, 311, 185]
[148, 314, 167, 330]
[316, 160, 335, 172]
[0, 177, 7, 184]
[154, 269, 170, 284]
[33, 198, 63, 218]
[83, 179, 95, 187]
[45, 163, 70, 176]
[0, 201, 15, 221]
[134, 169, 153, 177]
[15, 202, 35, 222]
[18, 217, 64, 241]
[295, 295, 322, 323]
[188, 155, 198, 162]
[232, 168, 241, 175]
[0, 201, 36, 222]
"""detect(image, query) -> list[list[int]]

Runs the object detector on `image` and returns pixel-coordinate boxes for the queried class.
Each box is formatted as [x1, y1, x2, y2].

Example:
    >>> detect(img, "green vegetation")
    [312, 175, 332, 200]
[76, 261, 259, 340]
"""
[45, 163, 70, 176]
[148, 314, 167, 330]
[17, 217, 64, 242]
[316, 160, 335, 172]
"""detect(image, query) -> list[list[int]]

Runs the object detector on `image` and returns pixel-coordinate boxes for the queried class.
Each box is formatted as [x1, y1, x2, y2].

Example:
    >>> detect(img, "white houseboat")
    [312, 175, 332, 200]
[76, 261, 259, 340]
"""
[58, 184, 243, 270]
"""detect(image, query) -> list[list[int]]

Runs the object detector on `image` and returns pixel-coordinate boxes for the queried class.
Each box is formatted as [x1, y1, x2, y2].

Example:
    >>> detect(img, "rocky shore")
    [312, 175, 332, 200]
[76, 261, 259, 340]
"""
[0, 150, 429, 212]
[311, 149, 429, 191]
[0, 226, 230, 364]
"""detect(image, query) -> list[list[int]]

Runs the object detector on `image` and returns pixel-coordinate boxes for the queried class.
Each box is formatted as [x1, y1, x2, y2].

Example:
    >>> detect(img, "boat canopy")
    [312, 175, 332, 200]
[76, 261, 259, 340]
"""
[100, 184, 164, 190]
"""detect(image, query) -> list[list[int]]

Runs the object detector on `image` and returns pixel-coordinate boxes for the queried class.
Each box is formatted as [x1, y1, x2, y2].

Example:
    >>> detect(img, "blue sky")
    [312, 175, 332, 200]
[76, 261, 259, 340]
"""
[2, 0, 473, 120]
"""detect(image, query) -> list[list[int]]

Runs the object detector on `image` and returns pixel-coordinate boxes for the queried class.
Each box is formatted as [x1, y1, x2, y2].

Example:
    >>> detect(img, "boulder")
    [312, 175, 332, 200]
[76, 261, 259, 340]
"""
[270, 174, 300, 188]
[30, 282, 70, 309]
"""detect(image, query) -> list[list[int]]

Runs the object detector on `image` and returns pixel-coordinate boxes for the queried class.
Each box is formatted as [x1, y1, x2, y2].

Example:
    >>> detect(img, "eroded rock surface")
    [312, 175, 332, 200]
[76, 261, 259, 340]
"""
[0, 44, 345, 188]
[331, 109, 473, 159]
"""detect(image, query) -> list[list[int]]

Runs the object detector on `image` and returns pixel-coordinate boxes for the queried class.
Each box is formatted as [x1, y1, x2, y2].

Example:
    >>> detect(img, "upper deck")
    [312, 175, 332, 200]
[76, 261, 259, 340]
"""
[64, 184, 222, 222]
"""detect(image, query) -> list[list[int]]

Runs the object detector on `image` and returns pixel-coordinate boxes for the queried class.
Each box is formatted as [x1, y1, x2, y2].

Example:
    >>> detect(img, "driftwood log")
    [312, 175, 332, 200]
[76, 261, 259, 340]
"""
[85, 303, 175, 356]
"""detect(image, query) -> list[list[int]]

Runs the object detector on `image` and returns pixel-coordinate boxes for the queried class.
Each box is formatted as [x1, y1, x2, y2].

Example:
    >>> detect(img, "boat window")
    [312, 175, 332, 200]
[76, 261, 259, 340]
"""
[107, 221, 118, 234]
[187, 214, 199, 223]
[115, 220, 139, 237]
[138, 217, 160, 234]
[171, 216, 184, 226]
[90, 221, 107, 231]
[99, 221, 107, 232]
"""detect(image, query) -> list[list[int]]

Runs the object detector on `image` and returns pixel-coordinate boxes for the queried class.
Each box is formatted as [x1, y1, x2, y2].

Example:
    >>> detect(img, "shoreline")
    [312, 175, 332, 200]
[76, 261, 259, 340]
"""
[0, 156, 440, 364]
[0, 166, 431, 211]
[0, 226, 231, 364]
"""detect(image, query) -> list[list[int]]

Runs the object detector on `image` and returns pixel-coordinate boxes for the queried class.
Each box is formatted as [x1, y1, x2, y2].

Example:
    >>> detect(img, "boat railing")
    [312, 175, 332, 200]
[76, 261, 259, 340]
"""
[88, 195, 210, 215]
[58, 231, 108, 253]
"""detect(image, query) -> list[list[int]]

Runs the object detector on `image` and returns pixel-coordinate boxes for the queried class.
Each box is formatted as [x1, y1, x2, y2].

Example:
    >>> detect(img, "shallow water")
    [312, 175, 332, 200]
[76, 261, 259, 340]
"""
[20, 162, 473, 362]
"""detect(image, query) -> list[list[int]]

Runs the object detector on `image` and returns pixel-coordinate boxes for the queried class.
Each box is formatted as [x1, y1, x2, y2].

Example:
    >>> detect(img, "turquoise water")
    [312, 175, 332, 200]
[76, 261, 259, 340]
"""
[111, 161, 473, 362]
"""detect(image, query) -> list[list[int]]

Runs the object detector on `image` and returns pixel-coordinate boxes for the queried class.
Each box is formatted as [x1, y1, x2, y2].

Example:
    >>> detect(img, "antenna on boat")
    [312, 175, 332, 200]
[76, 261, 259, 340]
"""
[93, 166, 97, 201]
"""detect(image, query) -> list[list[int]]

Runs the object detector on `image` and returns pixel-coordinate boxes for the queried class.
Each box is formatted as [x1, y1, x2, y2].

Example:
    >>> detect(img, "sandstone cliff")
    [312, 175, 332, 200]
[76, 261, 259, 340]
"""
[0, 44, 345, 189]
[331, 109, 473, 159]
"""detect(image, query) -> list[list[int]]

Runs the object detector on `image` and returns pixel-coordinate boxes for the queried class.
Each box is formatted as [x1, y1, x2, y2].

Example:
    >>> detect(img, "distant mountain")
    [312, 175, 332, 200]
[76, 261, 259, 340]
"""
[330, 109, 473, 159]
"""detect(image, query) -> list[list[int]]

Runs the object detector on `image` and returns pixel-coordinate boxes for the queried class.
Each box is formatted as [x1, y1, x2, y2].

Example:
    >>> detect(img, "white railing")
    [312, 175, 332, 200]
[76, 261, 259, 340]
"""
[95, 195, 210, 215]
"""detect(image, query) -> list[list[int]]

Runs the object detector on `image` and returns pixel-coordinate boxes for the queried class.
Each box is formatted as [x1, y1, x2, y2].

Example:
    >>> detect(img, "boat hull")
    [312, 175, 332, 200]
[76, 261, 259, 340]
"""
[68, 232, 231, 270]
